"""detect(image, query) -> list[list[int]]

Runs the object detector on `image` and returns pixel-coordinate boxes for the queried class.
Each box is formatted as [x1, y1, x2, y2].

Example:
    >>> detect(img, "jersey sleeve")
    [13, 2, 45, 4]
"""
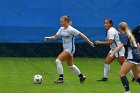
[107, 30, 115, 40]
[56, 27, 62, 36]
[120, 34, 128, 45]
[71, 28, 80, 36]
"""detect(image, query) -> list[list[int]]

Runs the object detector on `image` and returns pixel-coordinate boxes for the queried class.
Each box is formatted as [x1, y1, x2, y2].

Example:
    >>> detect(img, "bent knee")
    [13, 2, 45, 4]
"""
[105, 60, 111, 64]
[119, 71, 126, 77]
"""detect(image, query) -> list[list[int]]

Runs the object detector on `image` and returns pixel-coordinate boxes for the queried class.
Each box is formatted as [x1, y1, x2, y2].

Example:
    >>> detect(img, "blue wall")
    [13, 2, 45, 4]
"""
[0, 0, 140, 43]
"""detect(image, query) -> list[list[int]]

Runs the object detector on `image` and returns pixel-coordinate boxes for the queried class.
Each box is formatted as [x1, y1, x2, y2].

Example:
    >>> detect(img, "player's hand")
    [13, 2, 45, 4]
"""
[109, 53, 114, 58]
[89, 42, 95, 47]
[95, 40, 102, 45]
[44, 37, 51, 40]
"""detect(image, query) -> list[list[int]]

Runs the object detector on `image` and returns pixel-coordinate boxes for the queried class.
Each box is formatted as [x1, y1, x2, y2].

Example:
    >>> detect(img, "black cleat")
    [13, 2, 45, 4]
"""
[54, 79, 64, 84]
[97, 77, 108, 81]
[132, 78, 137, 82]
[80, 76, 86, 84]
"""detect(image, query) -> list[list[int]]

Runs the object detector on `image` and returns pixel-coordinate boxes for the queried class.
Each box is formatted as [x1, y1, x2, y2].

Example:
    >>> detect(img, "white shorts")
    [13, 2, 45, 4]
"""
[109, 47, 125, 57]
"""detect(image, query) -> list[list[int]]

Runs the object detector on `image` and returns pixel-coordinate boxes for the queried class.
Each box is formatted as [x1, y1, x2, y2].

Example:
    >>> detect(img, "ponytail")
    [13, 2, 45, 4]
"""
[119, 22, 137, 47]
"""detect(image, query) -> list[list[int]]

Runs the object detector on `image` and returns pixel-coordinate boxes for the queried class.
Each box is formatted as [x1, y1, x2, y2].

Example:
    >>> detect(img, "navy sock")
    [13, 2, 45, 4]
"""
[121, 76, 129, 91]
[137, 78, 140, 84]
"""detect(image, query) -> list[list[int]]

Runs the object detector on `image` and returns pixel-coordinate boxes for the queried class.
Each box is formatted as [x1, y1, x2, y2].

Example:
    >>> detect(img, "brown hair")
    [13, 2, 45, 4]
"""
[105, 18, 113, 27]
[61, 15, 72, 25]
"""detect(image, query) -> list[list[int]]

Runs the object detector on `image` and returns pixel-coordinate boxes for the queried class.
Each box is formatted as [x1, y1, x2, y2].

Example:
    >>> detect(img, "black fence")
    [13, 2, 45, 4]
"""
[0, 43, 110, 58]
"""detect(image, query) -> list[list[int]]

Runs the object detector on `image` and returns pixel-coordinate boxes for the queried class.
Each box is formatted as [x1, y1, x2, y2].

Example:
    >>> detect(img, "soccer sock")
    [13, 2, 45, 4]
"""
[69, 65, 81, 77]
[137, 78, 140, 84]
[78, 74, 83, 78]
[59, 74, 63, 80]
[55, 59, 63, 79]
[129, 70, 134, 78]
[121, 76, 129, 92]
[104, 64, 110, 78]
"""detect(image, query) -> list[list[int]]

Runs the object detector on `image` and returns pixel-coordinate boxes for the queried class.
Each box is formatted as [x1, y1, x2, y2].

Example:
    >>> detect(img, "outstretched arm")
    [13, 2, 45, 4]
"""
[95, 40, 114, 45]
[44, 35, 59, 40]
[78, 32, 94, 47]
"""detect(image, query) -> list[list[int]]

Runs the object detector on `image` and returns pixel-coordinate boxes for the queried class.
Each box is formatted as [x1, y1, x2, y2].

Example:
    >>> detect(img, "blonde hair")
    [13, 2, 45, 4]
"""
[119, 22, 137, 47]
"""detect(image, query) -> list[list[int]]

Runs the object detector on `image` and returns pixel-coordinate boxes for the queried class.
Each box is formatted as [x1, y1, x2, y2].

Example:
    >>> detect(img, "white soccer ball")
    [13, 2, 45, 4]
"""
[33, 75, 43, 84]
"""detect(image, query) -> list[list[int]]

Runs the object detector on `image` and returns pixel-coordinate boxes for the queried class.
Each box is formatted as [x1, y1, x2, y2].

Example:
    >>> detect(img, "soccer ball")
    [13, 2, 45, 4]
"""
[33, 75, 43, 84]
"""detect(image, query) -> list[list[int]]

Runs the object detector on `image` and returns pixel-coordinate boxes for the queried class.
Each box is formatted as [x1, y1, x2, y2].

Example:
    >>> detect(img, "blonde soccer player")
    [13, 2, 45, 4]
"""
[110, 22, 140, 93]
[45, 15, 94, 84]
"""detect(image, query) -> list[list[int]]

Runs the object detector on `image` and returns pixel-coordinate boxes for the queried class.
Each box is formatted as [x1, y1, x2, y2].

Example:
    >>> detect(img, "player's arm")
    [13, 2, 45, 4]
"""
[95, 40, 114, 45]
[45, 27, 62, 40]
[44, 35, 59, 40]
[110, 43, 124, 58]
[95, 29, 114, 45]
[137, 43, 140, 53]
[78, 32, 94, 47]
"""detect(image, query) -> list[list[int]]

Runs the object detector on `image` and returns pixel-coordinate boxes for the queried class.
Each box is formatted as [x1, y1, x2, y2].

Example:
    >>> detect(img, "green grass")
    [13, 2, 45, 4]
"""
[0, 57, 139, 93]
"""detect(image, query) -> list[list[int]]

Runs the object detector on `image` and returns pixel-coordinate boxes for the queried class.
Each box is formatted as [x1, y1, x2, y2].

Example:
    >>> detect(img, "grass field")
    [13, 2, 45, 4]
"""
[0, 57, 139, 93]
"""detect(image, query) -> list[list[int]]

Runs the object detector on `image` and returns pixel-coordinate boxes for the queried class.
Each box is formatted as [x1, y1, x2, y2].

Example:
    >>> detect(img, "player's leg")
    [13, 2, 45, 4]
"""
[117, 56, 125, 65]
[117, 49, 135, 81]
[97, 53, 115, 81]
[131, 65, 140, 84]
[66, 54, 86, 84]
[54, 51, 70, 83]
[138, 64, 140, 73]
[119, 61, 134, 93]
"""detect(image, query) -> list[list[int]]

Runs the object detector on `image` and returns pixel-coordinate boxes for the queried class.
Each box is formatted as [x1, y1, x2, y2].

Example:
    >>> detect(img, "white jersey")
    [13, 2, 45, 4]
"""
[107, 27, 122, 50]
[56, 25, 80, 54]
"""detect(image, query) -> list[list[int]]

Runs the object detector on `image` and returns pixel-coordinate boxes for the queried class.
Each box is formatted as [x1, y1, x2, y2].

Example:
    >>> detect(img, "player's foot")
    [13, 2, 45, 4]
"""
[97, 77, 108, 81]
[125, 91, 131, 93]
[132, 78, 137, 82]
[80, 76, 86, 84]
[54, 78, 64, 84]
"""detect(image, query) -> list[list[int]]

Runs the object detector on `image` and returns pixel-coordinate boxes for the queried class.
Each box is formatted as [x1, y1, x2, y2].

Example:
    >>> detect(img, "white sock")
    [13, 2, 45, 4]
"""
[129, 70, 134, 78]
[69, 65, 81, 75]
[104, 64, 110, 78]
[55, 59, 63, 75]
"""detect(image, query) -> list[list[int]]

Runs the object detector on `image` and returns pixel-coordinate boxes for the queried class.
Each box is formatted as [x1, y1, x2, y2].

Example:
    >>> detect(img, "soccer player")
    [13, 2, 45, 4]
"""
[110, 22, 140, 93]
[44, 15, 94, 84]
[132, 24, 140, 51]
[132, 25, 140, 71]
[120, 29, 137, 82]
[95, 18, 133, 81]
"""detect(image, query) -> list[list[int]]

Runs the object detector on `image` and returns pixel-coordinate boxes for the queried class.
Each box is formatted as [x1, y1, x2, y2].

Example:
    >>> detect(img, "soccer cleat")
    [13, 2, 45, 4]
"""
[132, 78, 137, 82]
[54, 78, 64, 84]
[80, 76, 86, 84]
[97, 77, 108, 81]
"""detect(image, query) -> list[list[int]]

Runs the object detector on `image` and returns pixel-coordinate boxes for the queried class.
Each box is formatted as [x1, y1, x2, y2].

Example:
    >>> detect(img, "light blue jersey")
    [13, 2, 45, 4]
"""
[56, 25, 80, 54]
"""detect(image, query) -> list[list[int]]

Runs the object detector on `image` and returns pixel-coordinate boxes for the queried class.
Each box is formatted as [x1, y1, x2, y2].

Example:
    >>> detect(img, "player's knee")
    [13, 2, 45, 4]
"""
[105, 61, 110, 65]
[69, 65, 74, 69]
[137, 74, 140, 78]
[119, 71, 125, 77]
[55, 59, 61, 65]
